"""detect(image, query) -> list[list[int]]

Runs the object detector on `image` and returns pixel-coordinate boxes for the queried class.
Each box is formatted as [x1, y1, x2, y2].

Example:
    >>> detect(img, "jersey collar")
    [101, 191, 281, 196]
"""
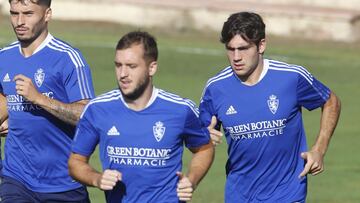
[258, 59, 269, 82]
[18, 33, 53, 56]
[120, 87, 159, 110]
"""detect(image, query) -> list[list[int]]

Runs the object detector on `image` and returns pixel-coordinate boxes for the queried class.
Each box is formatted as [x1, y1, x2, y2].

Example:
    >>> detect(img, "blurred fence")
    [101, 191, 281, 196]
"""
[1, 0, 360, 42]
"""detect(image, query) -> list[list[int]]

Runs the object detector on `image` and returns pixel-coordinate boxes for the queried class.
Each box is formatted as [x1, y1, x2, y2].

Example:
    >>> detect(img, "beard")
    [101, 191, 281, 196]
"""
[17, 36, 36, 46]
[119, 76, 150, 101]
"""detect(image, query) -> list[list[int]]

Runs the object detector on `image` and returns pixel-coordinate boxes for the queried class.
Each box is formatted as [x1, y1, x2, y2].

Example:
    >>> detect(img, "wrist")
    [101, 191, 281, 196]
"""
[187, 175, 198, 190]
[311, 146, 326, 156]
[31, 92, 43, 105]
[93, 173, 102, 188]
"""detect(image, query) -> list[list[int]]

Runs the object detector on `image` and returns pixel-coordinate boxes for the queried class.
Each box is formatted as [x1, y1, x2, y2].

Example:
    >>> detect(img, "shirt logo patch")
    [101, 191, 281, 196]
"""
[107, 126, 120, 136]
[267, 94, 279, 114]
[153, 121, 165, 142]
[3, 73, 10, 82]
[34, 68, 45, 87]
[226, 105, 237, 115]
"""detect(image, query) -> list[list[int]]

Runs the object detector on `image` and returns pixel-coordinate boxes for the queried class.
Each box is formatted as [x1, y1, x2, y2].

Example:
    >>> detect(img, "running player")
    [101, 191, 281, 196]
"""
[200, 11, 341, 202]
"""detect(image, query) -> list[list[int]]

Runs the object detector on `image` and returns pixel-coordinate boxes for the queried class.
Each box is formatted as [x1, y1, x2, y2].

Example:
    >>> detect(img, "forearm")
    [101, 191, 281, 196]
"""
[187, 142, 214, 188]
[312, 92, 341, 155]
[0, 110, 8, 124]
[0, 94, 8, 124]
[68, 153, 102, 187]
[34, 94, 89, 126]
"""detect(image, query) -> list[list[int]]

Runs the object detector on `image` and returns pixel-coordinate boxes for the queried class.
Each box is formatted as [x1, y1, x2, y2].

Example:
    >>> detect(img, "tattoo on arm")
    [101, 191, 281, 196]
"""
[39, 95, 89, 126]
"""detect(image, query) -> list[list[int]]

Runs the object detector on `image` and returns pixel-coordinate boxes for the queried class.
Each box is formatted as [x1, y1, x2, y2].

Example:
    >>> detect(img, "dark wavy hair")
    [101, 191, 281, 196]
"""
[221, 12, 265, 46]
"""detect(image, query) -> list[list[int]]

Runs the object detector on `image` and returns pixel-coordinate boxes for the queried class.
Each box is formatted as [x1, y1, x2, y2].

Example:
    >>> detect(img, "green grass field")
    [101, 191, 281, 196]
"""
[1, 16, 360, 202]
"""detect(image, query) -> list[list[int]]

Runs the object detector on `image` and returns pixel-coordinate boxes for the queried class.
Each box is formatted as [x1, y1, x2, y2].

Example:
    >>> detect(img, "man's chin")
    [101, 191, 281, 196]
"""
[16, 36, 33, 44]
[120, 89, 136, 100]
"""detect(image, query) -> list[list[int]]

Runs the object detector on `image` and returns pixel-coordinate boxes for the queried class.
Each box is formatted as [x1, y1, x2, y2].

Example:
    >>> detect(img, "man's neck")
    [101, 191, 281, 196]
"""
[239, 57, 264, 86]
[20, 30, 49, 57]
[125, 85, 154, 111]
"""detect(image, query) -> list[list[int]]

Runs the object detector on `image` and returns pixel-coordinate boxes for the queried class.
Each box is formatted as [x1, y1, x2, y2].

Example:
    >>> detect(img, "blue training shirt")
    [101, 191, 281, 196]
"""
[199, 59, 330, 203]
[72, 88, 210, 203]
[0, 34, 95, 192]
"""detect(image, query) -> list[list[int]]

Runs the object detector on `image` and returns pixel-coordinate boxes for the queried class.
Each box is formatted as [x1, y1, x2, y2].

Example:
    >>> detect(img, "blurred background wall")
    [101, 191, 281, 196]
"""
[1, 0, 359, 42]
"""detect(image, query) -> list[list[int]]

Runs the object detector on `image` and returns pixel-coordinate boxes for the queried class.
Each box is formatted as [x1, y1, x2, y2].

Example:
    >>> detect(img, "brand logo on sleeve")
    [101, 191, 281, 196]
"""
[153, 121, 165, 142]
[267, 95, 279, 114]
[34, 68, 45, 87]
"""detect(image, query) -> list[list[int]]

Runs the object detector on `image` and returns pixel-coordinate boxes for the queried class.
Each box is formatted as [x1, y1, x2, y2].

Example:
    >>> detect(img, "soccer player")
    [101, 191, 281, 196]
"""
[200, 12, 341, 202]
[68, 31, 214, 202]
[0, 0, 94, 202]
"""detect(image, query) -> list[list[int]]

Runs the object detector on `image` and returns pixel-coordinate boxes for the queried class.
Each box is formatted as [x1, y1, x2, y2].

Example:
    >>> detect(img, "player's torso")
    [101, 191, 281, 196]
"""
[211, 69, 306, 202]
[215, 70, 299, 154]
[0, 46, 81, 192]
[96, 98, 185, 169]
[95, 99, 186, 202]
[0, 47, 68, 119]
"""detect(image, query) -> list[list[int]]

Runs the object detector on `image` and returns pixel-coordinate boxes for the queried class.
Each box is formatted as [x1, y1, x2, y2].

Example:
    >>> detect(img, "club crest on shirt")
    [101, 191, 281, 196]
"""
[153, 121, 165, 142]
[267, 94, 279, 114]
[34, 68, 45, 87]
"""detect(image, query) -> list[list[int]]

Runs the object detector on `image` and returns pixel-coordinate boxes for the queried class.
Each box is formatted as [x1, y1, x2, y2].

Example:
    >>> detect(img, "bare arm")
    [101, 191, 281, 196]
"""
[0, 93, 8, 124]
[35, 96, 89, 126]
[68, 153, 122, 190]
[187, 142, 215, 187]
[299, 92, 341, 177]
[14, 74, 89, 125]
[177, 142, 214, 201]
[0, 93, 9, 136]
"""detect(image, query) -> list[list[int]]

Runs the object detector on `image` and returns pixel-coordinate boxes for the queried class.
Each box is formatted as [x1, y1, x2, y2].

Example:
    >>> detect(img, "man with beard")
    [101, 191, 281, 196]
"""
[68, 31, 215, 203]
[0, 0, 94, 202]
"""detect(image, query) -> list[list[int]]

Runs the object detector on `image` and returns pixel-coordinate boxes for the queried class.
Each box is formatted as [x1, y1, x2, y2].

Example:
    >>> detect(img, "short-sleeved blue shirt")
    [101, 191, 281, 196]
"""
[200, 59, 330, 202]
[72, 88, 210, 203]
[0, 34, 95, 192]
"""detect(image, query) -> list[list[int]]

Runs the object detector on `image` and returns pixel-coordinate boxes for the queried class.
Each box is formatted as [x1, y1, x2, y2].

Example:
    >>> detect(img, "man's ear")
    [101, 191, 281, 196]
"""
[258, 38, 266, 54]
[149, 61, 158, 76]
[44, 8, 52, 22]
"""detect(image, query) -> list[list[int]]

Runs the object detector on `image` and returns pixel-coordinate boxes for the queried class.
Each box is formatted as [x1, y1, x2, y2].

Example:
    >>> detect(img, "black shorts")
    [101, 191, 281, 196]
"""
[0, 175, 91, 203]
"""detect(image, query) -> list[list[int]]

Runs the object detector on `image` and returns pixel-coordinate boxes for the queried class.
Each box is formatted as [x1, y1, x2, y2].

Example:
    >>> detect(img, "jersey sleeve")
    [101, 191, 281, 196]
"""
[62, 50, 95, 102]
[199, 86, 216, 127]
[72, 106, 99, 156]
[297, 69, 331, 110]
[183, 100, 210, 149]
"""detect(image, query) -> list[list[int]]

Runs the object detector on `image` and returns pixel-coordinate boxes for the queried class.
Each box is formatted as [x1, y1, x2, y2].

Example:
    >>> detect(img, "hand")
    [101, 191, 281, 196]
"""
[14, 74, 42, 104]
[208, 116, 223, 146]
[299, 150, 324, 178]
[176, 171, 194, 202]
[0, 119, 8, 137]
[96, 169, 122, 190]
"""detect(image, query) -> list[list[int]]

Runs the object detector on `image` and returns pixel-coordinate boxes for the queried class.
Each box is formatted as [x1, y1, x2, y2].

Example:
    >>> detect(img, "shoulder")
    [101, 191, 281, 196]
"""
[200, 66, 233, 99]
[157, 89, 199, 116]
[46, 36, 86, 67]
[0, 41, 20, 56]
[267, 59, 313, 83]
[81, 89, 121, 117]
[204, 66, 233, 89]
